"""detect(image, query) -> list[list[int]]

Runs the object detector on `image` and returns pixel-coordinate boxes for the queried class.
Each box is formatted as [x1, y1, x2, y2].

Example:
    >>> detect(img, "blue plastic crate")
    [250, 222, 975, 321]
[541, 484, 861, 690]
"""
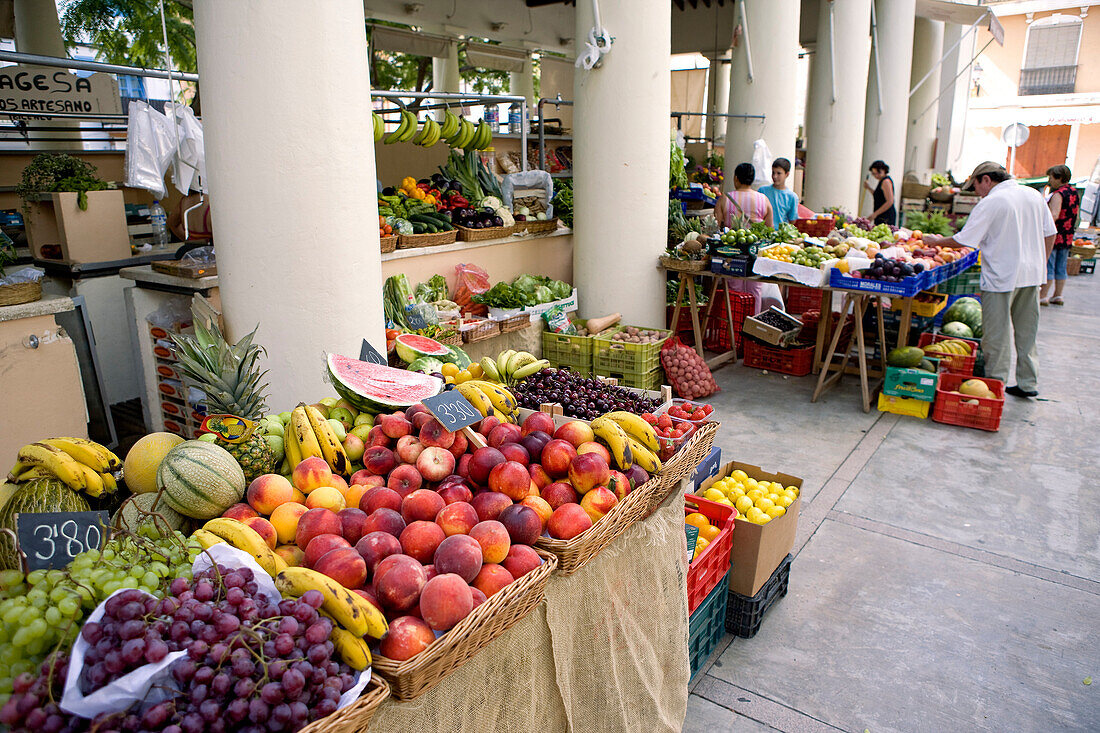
[692, 445, 722, 492]
[688, 569, 730, 682]
[829, 267, 927, 298]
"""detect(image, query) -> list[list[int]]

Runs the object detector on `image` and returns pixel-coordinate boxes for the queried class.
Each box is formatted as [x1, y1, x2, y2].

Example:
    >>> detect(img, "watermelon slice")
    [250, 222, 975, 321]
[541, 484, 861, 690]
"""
[394, 333, 450, 364]
[327, 354, 443, 413]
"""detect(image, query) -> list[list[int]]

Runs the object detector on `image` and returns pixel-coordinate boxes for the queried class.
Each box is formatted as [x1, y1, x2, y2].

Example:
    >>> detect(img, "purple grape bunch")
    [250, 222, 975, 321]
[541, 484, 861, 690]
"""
[512, 368, 661, 420]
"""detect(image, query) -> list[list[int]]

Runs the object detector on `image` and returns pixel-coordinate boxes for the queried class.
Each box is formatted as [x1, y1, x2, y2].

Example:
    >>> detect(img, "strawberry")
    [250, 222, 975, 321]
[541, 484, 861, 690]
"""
[658, 413, 673, 430]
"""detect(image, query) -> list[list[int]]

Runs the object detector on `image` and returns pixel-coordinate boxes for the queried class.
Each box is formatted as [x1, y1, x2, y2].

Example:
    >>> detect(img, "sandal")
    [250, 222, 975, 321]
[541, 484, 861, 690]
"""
[1040, 299, 1050, 306]
[1052, 297, 1064, 306]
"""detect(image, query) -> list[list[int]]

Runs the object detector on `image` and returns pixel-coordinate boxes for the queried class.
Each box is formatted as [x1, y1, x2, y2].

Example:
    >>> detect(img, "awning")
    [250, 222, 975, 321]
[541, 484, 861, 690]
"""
[465, 42, 528, 73]
[369, 26, 450, 58]
[968, 104, 1100, 128]
[916, 0, 1004, 45]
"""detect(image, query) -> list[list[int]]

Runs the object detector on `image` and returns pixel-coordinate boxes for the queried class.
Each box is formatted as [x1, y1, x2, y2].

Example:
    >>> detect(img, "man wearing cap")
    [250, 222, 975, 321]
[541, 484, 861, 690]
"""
[922, 162, 1055, 398]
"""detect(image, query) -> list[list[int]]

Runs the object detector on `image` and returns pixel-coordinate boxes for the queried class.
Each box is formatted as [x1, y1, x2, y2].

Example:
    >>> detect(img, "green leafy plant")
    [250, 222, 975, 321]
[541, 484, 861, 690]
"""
[552, 177, 573, 228]
[17, 153, 108, 212]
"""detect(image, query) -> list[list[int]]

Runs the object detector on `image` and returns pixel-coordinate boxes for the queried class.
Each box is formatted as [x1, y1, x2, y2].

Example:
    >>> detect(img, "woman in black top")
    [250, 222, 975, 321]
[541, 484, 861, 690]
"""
[863, 160, 896, 226]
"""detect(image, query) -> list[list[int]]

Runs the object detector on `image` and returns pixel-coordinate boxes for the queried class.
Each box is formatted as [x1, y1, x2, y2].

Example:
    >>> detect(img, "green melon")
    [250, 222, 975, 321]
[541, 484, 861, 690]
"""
[887, 346, 925, 368]
[113, 492, 189, 537]
[941, 321, 974, 339]
[0, 479, 90, 569]
[156, 441, 246, 520]
[943, 298, 982, 338]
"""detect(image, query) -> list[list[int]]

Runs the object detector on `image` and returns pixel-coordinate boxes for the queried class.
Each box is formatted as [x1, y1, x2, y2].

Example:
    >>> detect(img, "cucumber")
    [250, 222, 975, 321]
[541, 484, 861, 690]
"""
[412, 222, 426, 234]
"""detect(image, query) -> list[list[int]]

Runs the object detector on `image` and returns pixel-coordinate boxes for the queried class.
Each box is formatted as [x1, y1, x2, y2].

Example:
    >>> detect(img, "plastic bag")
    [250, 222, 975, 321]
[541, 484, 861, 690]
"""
[502, 170, 555, 218]
[404, 302, 439, 330]
[751, 138, 773, 187]
[123, 101, 174, 199]
[0, 266, 43, 286]
[165, 102, 206, 195]
[659, 337, 719, 399]
[454, 263, 491, 316]
[542, 304, 576, 334]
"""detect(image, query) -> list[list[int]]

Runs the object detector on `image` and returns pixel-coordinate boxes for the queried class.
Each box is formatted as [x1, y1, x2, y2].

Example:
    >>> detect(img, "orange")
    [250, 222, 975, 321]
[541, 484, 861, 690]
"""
[699, 524, 721, 542]
[685, 512, 710, 530]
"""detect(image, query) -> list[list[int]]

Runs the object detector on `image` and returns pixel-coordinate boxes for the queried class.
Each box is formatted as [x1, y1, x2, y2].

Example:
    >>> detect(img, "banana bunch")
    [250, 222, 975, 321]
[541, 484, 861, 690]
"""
[455, 380, 520, 424]
[7, 438, 121, 497]
[410, 116, 442, 148]
[275, 567, 387, 670]
[923, 339, 972, 356]
[372, 112, 384, 142]
[383, 109, 419, 145]
[193, 517, 287, 577]
[439, 108, 461, 140]
[286, 403, 350, 476]
[445, 116, 492, 151]
[591, 413, 663, 473]
[480, 350, 549, 386]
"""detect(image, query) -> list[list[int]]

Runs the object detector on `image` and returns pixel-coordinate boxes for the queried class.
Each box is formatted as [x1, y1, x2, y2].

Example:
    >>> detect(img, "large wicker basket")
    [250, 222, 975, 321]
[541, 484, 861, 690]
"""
[659, 255, 710, 273]
[520, 218, 560, 234]
[455, 224, 516, 242]
[461, 318, 500, 343]
[644, 421, 719, 516]
[436, 330, 462, 346]
[300, 672, 389, 733]
[0, 281, 42, 307]
[372, 548, 557, 699]
[497, 312, 532, 333]
[379, 234, 398, 254]
[398, 230, 458, 249]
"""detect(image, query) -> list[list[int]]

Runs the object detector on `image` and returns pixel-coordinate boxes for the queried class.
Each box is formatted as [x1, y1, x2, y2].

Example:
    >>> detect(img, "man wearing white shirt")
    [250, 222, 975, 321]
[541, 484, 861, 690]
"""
[923, 162, 1056, 398]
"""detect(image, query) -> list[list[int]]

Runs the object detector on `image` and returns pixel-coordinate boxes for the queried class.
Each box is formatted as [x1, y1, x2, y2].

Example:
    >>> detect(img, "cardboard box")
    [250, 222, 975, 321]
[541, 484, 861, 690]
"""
[877, 393, 930, 419]
[883, 366, 938, 402]
[691, 445, 722, 492]
[742, 307, 803, 347]
[698, 461, 801, 597]
[24, 190, 131, 265]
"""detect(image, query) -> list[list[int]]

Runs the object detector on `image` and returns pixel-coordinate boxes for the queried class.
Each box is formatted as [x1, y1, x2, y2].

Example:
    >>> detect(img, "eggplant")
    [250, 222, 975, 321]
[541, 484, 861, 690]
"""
[382, 186, 396, 196]
[449, 181, 463, 192]
[492, 216, 504, 227]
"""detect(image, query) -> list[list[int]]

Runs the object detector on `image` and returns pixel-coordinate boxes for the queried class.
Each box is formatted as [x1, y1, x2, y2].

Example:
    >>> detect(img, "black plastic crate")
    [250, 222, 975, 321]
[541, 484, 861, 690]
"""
[724, 554, 791, 638]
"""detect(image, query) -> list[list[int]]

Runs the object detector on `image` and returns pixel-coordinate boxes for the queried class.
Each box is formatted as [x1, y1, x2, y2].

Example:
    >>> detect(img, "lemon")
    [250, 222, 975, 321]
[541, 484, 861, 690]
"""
[785, 485, 800, 496]
[777, 494, 794, 508]
[755, 497, 775, 512]
[715, 497, 734, 507]
[766, 505, 786, 519]
[757, 513, 772, 524]
[467, 362, 483, 378]
[771, 482, 785, 493]
[745, 478, 759, 490]
[735, 495, 754, 514]
[455, 370, 472, 384]
[731, 470, 748, 482]
[767, 493, 781, 503]
[703, 488, 725, 503]
[729, 486, 746, 498]
[686, 512, 710, 530]
[746, 489, 764, 502]
[441, 363, 459, 377]
[745, 507, 767, 524]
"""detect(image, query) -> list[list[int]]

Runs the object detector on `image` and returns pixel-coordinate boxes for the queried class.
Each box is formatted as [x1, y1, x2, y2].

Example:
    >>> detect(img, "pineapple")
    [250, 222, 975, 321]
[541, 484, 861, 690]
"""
[170, 299, 277, 482]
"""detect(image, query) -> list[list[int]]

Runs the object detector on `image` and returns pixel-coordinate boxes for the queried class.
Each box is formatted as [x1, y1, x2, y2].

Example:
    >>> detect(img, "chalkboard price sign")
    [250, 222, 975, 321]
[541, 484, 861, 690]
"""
[359, 339, 388, 366]
[422, 391, 483, 431]
[685, 524, 699, 555]
[16, 511, 110, 571]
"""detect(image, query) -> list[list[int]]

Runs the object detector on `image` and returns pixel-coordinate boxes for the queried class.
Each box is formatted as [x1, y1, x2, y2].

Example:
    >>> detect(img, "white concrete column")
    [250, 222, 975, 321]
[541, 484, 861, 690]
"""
[509, 53, 536, 113]
[193, 0, 383, 408]
[704, 54, 730, 145]
[14, 0, 78, 150]
[725, 0, 801, 184]
[861, 0, 915, 215]
[803, 0, 872, 213]
[906, 17, 944, 180]
[573, 0, 669, 327]
[433, 40, 461, 94]
[935, 21, 975, 176]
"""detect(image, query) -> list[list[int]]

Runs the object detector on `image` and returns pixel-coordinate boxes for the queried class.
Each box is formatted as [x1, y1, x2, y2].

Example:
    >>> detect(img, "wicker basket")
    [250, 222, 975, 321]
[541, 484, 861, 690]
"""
[521, 218, 560, 234]
[461, 318, 500, 343]
[535, 476, 665, 576]
[659, 255, 710, 273]
[398, 230, 458, 249]
[436, 330, 462, 346]
[0, 281, 42, 307]
[379, 234, 398, 253]
[645, 421, 719, 516]
[498, 312, 532, 333]
[929, 189, 954, 203]
[373, 548, 557, 699]
[455, 224, 516, 242]
[300, 672, 389, 733]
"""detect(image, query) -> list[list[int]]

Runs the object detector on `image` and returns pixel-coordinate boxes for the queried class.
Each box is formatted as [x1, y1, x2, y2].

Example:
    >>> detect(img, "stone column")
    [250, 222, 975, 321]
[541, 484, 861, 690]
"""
[433, 39, 462, 94]
[193, 0, 383, 408]
[573, 0, 669, 327]
[510, 52, 536, 113]
[703, 54, 730, 145]
[861, 0, 915, 215]
[906, 17, 944, 180]
[803, 0, 873, 213]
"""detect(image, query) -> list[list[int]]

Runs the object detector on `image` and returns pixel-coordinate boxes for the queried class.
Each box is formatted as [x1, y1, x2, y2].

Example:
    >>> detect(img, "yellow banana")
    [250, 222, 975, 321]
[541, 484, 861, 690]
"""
[347, 590, 388, 639]
[591, 416, 633, 470]
[456, 382, 494, 417]
[304, 405, 350, 477]
[7, 461, 33, 482]
[470, 380, 518, 414]
[75, 464, 105, 498]
[625, 436, 662, 473]
[491, 407, 515, 425]
[41, 437, 121, 473]
[604, 412, 660, 453]
[328, 625, 372, 669]
[202, 518, 279, 577]
[283, 423, 303, 469]
[9, 466, 54, 482]
[17, 443, 86, 491]
[191, 528, 225, 550]
[271, 552, 289, 573]
[275, 567, 371, 637]
[100, 472, 118, 493]
[291, 406, 324, 460]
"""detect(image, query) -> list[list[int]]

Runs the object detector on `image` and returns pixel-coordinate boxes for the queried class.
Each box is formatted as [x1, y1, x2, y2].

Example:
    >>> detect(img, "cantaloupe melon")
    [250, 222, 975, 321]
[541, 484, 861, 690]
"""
[156, 441, 246, 520]
[113, 492, 189, 536]
[124, 432, 185, 494]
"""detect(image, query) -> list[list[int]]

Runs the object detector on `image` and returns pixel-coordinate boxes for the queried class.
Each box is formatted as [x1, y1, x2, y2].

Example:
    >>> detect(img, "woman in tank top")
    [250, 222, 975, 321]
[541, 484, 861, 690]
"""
[717, 163, 773, 229]
[863, 160, 896, 226]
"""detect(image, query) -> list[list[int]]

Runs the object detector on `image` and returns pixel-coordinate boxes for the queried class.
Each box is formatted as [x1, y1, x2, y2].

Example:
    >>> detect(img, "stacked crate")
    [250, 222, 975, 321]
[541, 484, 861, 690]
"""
[149, 320, 206, 438]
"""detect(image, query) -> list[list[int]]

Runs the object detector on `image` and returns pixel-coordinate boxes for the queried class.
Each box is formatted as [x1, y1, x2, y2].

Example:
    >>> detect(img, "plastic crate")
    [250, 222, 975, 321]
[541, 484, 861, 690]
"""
[710, 255, 754, 277]
[939, 265, 981, 295]
[829, 267, 927, 298]
[688, 569, 730, 681]
[597, 366, 664, 391]
[1080, 259, 1096, 274]
[725, 554, 791, 638]
[542, 331, 592, 372]
[932, 373, 1004, 431]
[592, 327, 671, 376]
[685, 495, 736, 614]
[784, 286, 821, 315]
[918, 332, 979, 375]
[741, 338, 814, 377]
[890, 291, 948, 318]
[703, 289, 755, 353]
[666, 305, 698, 346]
[793, 217, 835, 236]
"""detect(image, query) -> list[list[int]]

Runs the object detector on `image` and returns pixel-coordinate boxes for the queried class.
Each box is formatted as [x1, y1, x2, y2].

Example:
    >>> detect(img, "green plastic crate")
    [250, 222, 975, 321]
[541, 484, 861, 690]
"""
[883, 366, 938, 401]
[939, 266, 981, 295]
[592, 326, 672, 375]
[541, 331, 593, 372]
[689, 569, 730, 682]
[595, 366, 664, 390]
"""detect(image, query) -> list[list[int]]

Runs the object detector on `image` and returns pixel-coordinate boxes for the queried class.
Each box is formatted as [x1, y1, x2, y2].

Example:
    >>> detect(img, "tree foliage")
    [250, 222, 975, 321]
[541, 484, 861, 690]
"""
[59, 0, 197, 73]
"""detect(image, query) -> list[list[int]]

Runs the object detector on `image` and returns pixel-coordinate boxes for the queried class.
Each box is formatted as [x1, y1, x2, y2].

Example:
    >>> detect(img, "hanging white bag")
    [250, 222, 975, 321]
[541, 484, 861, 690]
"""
[751, 138, 773, 187]
[123, 101, 174, 199]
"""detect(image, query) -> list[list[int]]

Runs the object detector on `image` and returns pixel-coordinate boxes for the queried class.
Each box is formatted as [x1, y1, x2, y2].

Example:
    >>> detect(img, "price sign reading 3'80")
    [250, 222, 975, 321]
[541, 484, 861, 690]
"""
[15, 511, 110, 571]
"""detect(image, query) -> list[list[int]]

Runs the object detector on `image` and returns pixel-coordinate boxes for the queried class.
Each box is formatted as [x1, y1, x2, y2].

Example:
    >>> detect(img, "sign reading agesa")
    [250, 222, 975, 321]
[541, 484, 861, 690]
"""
[0, 65, 122, 115]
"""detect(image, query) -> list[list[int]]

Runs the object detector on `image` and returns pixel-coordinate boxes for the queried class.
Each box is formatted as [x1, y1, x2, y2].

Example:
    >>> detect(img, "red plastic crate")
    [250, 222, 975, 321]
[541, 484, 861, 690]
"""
[918, 332, 980, 375]
[742, 338, 815, 377]
[793, 217, 835, 236]
[704, 289, 755, 353]
[685, 495, 736, 614]
[666, 305, 697, 346]
[785, 286, 821, 315]
[932, 373, 1004, 431]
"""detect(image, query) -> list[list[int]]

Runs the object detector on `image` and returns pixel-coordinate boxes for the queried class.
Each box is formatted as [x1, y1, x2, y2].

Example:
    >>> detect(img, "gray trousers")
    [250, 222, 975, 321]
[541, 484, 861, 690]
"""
[981, 287, 1040, 391]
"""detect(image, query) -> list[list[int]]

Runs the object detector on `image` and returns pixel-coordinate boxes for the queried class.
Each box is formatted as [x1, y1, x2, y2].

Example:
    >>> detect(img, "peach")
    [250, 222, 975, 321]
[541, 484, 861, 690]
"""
[291, 488, 306, 504]
[548, 503, 593, 540]
[305, 485, 346, 512]
[432, 534, 484, 583]
[576, 441, 612, 466]
[457, 453, 474, 481]
[399, 520, 446, 564]
[487, 423, 522, 448]
[419, 418, 456, 449]
[423, 563, 438, 582]
[521, 432, 552, 462]
[343, 483, 370, 513]
[447, 430, 468, 459]
[528, 480, 540, 497]
[404, 403, 430, 421]
[295, 507, 343, 549]
[607, 470, 632, 501]
[520, 496, 553, 531]
[338, 507, 370, 545]
[521, 411, 556, 437]
[554, 421, 595, 448]
[541, 439, 577, 478]
[498, 504, 541, 546]
[354, 531, 402, 574]
[470, 491, 513, 522]
[472, 564, 513, 598]
[528, 464, 552, 490]
[292, 456, 332, 494]
[568, 453, 610, 495]
[222, 502, 259, 522]
[395, 435, 425, 465]
[274, 544, 305, 567]
[502, 544, 542, 579]
[438, 482, 474, 506]
[499, 443, 530, 467]
[367, 425, 391, 448]
[314, 546, 367, 589]
[488, 460, 531, 501]
[411, 412, 433, 430]
[401, 488, 446, 524]
[374, 555, 427, 612]
[468, 446, 506, 486]
[419, 573, 473, 631]
[388, 464, 423, 498]
[246, 473, 295, 514]
[469, 520, 510, 564]
[303, 533, 351, 568]
[470, 586, 488, 609]
[542, 482, 578, 510]
[435, 501, 479, 536]
[242, 516, 278, 550]
[360, 486, 402, 514]
[342, 433, 365, 463]
[416, 446, 456, 482]
[477, 415, 502, 436]
[579, 486, 618, 522]
[378, 413, 413, 440]
[270, 501, 308, 544]
[350, 469, 386, 487]
[362, 446, 397, 476]
[362, 508, 406, 538]
[328, 474, 350, 496]
[379, 616, 435, 661]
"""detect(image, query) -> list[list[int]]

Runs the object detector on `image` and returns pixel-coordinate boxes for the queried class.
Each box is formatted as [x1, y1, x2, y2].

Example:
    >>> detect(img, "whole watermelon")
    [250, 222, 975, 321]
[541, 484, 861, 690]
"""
[0, 479, 90, 569]
[942, 321, 974, 339]
[943, 298, 982, 338]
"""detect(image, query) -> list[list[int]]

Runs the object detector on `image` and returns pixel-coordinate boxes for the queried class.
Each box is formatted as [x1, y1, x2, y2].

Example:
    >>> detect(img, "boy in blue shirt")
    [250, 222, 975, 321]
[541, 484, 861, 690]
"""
[759, 158, 799, 226]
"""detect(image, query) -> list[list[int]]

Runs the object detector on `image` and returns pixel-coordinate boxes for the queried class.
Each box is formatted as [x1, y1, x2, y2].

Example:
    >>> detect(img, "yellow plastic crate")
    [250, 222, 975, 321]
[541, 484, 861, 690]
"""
[877, 393, 930, 419]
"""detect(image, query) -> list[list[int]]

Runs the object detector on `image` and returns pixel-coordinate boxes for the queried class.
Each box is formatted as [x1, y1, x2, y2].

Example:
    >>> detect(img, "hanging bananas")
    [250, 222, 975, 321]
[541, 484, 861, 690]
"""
[8, 438, 121, 497]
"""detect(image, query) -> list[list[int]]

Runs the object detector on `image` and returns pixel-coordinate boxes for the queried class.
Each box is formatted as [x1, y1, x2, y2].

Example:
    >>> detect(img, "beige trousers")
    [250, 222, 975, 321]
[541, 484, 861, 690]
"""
[981, 287, 1040, 392]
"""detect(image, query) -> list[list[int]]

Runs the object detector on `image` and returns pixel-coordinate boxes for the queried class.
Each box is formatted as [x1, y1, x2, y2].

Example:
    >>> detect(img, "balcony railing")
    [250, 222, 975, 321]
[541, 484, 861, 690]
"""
[1019, 65, 1077, 95]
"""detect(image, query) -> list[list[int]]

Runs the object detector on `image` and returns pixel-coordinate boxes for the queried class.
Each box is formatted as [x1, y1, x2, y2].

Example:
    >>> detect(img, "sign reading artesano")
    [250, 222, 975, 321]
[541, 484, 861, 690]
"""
[0, 66, 122, 115]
